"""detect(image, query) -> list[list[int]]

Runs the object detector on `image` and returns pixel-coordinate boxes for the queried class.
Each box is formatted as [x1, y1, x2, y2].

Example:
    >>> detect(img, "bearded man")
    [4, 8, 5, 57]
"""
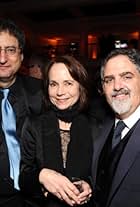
[91, 48, 140, 207]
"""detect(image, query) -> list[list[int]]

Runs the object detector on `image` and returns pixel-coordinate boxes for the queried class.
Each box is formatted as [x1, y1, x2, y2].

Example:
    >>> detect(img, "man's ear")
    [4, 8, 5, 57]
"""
[21, 53, 24, 62]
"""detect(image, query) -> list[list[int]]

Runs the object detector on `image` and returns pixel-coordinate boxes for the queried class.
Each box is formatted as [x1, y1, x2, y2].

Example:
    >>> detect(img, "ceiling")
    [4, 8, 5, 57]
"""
[0, 0, 139, 42]
[0, 0, 136, 22]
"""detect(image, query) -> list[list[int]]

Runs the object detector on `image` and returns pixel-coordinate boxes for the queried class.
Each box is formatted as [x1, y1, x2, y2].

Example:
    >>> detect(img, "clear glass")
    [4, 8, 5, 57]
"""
[71, 177, 83, 193]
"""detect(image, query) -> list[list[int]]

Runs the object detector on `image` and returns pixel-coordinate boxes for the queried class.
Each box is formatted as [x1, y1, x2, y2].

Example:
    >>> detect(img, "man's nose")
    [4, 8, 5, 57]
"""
[113, 78, 123, 90]
[0, 49, 8, 64]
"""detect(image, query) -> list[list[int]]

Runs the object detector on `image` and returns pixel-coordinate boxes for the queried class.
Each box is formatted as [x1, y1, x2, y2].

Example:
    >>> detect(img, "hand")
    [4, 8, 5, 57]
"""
[77, 180, 92, 205]
[39, 168, 82, 206]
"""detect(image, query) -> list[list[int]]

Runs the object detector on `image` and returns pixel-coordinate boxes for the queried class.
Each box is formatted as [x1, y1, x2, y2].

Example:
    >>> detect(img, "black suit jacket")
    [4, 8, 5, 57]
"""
[0, 74, 44, 206]
[91, 115, 140, 207]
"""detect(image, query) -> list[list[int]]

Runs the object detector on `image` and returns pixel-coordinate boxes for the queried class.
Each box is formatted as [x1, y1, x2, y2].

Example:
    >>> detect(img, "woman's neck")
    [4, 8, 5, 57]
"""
[59, 119, 71, 130]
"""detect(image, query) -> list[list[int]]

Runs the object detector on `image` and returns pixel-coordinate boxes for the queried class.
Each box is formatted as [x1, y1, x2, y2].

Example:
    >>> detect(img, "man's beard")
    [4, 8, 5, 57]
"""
[111, 98, 131, 115]
[110, 88, 131, 115]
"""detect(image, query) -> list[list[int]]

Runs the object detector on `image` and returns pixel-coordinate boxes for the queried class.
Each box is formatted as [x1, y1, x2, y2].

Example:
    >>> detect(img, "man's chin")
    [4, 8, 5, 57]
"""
[0, 75, 16, 87]
[112, 104, 131, 115]
[0, 74, 16, 82]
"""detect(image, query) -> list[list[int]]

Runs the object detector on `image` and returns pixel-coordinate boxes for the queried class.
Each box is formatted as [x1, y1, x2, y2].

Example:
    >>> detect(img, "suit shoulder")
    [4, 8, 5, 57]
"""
[28, 110, 53, 125]
[24, 111, 55, 136]
[18, 74, 43, 93]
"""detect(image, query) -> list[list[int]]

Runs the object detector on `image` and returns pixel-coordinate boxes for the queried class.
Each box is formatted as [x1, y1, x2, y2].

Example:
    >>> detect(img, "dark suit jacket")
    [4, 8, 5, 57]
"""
[19, 110, 93, 207]
[0, 74, 44, 207]
[91, 116, 140, 207]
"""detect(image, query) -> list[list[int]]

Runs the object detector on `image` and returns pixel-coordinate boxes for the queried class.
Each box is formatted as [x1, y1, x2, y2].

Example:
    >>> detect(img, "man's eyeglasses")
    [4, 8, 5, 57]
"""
[0, 46, 21, 56]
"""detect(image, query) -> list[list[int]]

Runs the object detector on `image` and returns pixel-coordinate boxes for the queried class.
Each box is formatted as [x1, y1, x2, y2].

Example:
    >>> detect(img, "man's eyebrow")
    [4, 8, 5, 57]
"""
[120, 71, 134, 76]
[103, 75, 114, 79]
[104, 71, 134, 79]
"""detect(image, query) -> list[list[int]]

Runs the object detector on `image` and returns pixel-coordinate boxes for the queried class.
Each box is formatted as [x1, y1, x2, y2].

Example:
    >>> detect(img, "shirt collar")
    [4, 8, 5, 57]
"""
[115, 105, 140, 129]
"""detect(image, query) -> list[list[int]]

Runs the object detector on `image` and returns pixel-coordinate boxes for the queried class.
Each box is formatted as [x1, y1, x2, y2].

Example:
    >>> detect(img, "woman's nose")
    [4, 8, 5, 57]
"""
[56, 85, 65, 95]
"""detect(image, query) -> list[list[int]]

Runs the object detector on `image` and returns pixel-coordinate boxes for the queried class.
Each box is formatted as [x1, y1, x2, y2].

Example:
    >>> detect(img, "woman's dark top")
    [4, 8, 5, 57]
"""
[19, 110, 93, 207]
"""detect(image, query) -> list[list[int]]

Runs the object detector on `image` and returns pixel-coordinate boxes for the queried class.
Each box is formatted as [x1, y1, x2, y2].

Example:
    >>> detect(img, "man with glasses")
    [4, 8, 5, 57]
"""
[0, 19, 43, 207]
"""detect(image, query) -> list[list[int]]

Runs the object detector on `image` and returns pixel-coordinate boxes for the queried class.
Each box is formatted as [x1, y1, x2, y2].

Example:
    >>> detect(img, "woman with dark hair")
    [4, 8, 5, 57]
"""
[19, 55, 93, 207]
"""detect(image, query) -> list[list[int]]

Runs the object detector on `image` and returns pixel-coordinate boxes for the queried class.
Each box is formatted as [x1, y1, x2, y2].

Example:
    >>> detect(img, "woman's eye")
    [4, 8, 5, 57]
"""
[65, 82, 73, 86]
[49, 82, 56, 87]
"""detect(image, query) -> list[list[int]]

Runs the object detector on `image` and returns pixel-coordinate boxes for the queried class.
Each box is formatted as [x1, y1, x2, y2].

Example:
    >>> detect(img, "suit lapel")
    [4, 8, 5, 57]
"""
[92, 117, 114, 185]
[108, 119, 140, 203]
[10, 80, 27, 140]
[42, 111, 64, 173]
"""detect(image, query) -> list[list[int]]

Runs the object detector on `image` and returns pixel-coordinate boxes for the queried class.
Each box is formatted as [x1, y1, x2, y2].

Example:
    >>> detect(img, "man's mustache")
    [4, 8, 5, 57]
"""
[112, 88, 130, 97]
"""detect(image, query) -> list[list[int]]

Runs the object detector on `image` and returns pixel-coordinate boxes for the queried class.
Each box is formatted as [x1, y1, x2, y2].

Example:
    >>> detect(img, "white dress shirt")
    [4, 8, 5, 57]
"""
[115, 105, 140, 139]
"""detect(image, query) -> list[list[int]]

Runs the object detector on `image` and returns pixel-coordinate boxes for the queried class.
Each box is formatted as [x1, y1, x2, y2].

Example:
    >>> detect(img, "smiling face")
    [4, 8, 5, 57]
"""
[48, 63, 80, 110]
[102, 54, 140, 119]
[0, 31, 23, 87]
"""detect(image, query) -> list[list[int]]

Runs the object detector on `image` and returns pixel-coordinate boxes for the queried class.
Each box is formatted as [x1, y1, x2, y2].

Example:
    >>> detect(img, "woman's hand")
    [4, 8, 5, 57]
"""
[39, 168, 82, 206]
[74, 180, 92, 205]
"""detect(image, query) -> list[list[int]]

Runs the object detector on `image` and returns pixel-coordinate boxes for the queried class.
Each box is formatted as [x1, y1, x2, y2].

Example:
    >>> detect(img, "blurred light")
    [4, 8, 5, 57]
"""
[88, 35, 97, 44]
[130, 32, 139, 39]
[88, 35, 97, 59]
[92, 50, 97, 59]
[115, 40, 128, 48]
[38, 36, 63, 46]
